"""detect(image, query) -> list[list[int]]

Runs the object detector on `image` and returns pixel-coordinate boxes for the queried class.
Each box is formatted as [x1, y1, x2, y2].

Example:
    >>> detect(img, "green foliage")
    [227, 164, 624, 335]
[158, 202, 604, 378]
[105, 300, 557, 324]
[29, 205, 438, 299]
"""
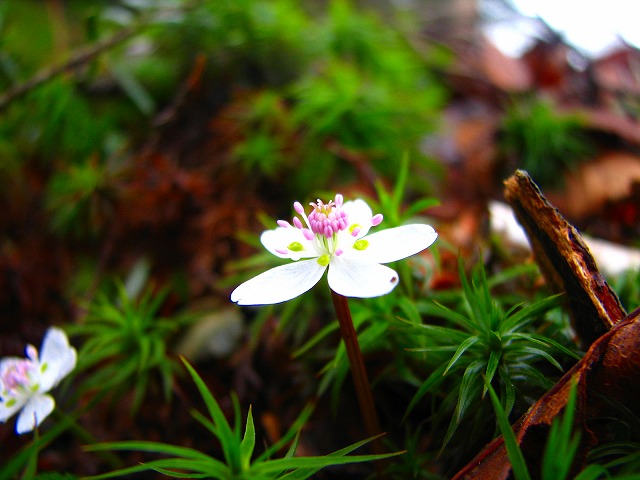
[70, 280, 194, 413]
[501, 98, 594, 188]
[34, 474, 78, 480]
[406, 259, 580, 450]
[210, 0, 446, 195]
[608, 268, 640, 312]
[384, 425, 446, 480]
[371, 155, 440, 229]
[588, 443, 640, 478]
[492, 379, 640, 480]
[85, 359, 399, 480]
[487, 383, 531, 480]
[231, 90, 293, 178]
[182, 0, 315, 86]
[0, 78, 116, 166]
[541, 380, 581, 480]
[45, 158, 120, 237]
[0, 408, 85, 480]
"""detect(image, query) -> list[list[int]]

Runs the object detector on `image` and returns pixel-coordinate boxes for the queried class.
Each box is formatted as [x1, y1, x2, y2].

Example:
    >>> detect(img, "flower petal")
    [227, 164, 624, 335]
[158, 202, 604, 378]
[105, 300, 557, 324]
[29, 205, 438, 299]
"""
[261, 227, 317, 261]
[327, 256, 400, 298]
[39, 327, 77, 392]
[0, 392, 28, 424]
[15, 394, 54, 434]
[342, 199, 373, 238]
[349, 224, 437, 264]
[231, 259, 326, 305]
[0, 358, 32, 423]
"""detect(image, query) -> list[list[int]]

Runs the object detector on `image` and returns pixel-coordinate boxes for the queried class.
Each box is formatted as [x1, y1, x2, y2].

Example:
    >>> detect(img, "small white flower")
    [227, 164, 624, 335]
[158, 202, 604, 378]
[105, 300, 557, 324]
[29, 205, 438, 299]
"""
[231, 194, 437, 305]
[0, 327, 77, 434]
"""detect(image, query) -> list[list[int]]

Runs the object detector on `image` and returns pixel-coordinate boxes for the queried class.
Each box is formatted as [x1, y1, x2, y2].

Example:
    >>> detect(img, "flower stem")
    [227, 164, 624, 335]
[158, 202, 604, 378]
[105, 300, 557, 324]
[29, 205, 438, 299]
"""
[330, 290, 387, 468]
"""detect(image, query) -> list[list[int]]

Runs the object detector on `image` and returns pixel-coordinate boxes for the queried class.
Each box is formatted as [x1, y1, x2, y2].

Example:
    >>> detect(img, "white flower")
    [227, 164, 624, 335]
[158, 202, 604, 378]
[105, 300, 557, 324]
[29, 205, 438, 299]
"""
[231, 194, 437, 305]
[0, 327, 77, 434]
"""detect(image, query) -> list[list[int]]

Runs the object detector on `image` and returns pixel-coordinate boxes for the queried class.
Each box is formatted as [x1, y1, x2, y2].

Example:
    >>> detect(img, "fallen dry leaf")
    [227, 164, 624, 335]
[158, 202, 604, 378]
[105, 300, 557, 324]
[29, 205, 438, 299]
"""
[504, 170, 626, 346]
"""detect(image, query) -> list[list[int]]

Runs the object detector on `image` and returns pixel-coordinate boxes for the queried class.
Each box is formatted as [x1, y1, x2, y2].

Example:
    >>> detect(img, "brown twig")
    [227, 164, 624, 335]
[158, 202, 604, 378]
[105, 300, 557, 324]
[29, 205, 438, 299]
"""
[0, 1, 202, 111]
[0, 25, 138, 111]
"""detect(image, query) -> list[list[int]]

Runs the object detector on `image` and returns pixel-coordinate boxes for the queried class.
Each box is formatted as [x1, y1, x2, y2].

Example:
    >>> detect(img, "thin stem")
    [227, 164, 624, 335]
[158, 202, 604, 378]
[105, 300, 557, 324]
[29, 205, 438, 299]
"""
[330, 290, 387, 471]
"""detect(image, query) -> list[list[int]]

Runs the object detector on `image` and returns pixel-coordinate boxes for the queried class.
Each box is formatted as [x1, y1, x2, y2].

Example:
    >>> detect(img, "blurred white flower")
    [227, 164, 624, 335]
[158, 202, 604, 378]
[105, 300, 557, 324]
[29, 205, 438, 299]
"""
[0, 327, 77, 434]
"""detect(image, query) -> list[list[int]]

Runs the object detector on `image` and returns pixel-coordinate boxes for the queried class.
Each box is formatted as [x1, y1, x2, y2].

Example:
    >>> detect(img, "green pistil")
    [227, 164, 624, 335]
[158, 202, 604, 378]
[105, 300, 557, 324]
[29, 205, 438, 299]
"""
[353, 239, 369, 251]
[317, 254, 330, 266]
[288, 242, 304, 252]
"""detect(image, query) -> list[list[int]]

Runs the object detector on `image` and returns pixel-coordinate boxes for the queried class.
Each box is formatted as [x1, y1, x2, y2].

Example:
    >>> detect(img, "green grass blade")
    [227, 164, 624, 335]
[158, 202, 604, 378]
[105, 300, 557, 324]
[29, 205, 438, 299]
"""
[441, 359, 484, 449]
[487, 384, 532, 480]
[404, 362, 448, 419]
[541, 380, 580, 480]
[85, 441, 218, 462]
[181, 359, 240, 469]
[240, 406, 256, 469]
[483, 349, 501, 396]
[256, 403, 314, 462]
[443, 335, 480, 376]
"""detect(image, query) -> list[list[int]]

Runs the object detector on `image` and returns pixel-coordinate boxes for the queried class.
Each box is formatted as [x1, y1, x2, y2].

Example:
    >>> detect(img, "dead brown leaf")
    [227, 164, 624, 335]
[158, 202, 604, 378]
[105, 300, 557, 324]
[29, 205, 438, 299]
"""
[504, 170, 626, 345]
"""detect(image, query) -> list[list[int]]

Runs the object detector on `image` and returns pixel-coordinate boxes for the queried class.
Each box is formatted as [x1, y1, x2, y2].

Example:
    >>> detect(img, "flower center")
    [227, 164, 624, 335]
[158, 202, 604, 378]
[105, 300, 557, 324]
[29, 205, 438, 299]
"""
[308, 198, 349, 239]
[1, 359, 35, 396]
[275, 194, 382, 263]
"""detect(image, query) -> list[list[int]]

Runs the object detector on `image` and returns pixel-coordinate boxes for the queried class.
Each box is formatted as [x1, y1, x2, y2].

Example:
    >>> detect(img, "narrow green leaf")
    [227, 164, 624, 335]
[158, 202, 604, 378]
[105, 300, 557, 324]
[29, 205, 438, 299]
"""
[483, 349, 502, 396]
[404, 197, 440, 219]
[240, 406, 256, 469]
[517, 346, 563, 371]
[181, 359, 240, 469]
[541, 380, 580, 480]
[441, 359, 484, 449]
[432, 300, 481, 332]
[292, 322, 339, 358]
[143, 458, 227, 477]
[443, 336, 480, 376]
[253, 435, 401, 475]
[190, 408, 220, 438]
[256, 404, 314, 462]
[487, 384, 532, 480]
[404, 362, 448, 419]
[502, 294, 563, 332]
[85, 441, 217, 462]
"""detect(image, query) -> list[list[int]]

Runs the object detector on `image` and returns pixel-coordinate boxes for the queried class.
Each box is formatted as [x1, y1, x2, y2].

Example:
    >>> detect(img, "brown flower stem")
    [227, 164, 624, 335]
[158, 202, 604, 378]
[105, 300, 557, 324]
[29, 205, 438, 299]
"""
[330, 289, 387, 475]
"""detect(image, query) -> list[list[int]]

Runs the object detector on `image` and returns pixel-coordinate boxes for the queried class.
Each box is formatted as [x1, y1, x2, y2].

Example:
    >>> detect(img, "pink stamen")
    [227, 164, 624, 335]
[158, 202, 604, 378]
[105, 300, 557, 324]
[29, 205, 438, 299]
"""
[275, 248, 289, 255]
[294, 202, 305, 215]
[1, 359, 32, 393]
[303, 229, 314, 241]
[307, 198, 349, 238]
[277, 220, 291, 228]
[372, 213, 383, 226]
[351, 227, 361, 237]
[293, 217, 303, 230]
[335, 248, 344, 256]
